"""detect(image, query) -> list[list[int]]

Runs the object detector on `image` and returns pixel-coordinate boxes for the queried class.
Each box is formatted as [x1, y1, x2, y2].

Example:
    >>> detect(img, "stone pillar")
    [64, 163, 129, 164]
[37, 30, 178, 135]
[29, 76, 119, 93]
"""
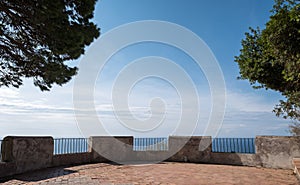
[1, 136, 53, 174]
[90, 136, 134, 163]
[255, 136, 300, 169]
[167, 136, 212, 163]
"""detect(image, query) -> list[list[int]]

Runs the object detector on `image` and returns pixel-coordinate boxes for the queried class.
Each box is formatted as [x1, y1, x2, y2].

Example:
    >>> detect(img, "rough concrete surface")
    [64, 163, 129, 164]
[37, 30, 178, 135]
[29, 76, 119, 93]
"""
[91, 136, 134, 163]
[1, 136, 53, 175]
[256, 136, 300, 169]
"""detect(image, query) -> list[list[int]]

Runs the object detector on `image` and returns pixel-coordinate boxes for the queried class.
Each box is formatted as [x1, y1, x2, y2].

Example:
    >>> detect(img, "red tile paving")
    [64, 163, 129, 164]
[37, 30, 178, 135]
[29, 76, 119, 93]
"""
[1, 162, 299, 185]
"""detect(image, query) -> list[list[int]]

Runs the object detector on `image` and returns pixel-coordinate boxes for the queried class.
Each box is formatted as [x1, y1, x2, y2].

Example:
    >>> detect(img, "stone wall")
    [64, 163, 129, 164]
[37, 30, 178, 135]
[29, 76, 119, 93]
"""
[90, 136, 133, 163]
[167, 136, 212, 163]
[52, 153, 92, 167]
[0, 162, 16, 178]
[209, 153, 261, 167]
[256, 136, 300, 169]
[1, 135, 300, 179]
[131, 136, 212, 163]
[0, 136, 53, 178]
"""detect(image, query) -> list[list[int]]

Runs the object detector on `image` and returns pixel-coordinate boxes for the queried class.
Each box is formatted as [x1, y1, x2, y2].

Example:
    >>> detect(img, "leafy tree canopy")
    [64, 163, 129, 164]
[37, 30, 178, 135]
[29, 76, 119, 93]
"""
[0, 0, 100, 91]
[235, 0, 300, 121]
[289, 122, 300, 135]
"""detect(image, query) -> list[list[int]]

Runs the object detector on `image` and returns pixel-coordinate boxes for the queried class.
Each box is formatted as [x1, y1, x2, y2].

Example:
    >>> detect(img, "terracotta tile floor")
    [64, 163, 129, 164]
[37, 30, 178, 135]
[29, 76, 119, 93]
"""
[1, 162, 299, 185]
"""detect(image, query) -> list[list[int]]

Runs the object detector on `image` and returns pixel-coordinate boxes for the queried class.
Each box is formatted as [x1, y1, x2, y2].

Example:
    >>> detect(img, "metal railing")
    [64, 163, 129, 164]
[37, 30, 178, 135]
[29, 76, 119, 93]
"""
[1, 137, 256, 156]
[133, 137, 169, 151]
[53, 138, 89, 155]
[212, 138, 255, 154]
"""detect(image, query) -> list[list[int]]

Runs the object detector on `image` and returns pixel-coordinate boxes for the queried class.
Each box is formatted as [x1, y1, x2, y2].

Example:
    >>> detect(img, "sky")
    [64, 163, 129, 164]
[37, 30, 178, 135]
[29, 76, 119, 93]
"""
[0, 0, 293, 139]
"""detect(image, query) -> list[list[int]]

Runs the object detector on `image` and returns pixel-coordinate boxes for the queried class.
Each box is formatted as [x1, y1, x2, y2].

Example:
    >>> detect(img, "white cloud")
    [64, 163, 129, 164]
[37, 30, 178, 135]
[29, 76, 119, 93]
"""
[225, 90, 275, 112]
[0, 76, 291, 139]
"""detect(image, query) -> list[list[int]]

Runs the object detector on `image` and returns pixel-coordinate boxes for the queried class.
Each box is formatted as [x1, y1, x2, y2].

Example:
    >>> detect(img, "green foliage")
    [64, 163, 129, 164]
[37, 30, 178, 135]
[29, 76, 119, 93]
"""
[289, 122, 300, 136]
[235, 0, 300, 120]
[0, 0, 100, 91]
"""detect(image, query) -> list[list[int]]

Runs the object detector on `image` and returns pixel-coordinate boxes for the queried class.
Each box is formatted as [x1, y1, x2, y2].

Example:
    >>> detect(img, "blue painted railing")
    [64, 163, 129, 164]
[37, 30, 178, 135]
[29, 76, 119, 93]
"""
[133, 137, 169, 151]
[0, 137, 256, 157]
[53, 138, 89, 155]
[212, 138, 255, 154]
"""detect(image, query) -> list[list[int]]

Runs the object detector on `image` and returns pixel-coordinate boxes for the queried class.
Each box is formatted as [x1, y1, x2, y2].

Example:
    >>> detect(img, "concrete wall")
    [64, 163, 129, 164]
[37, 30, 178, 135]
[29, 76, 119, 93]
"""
[210, 153, 261, 167]
[0, 162, 16, 178]
[167, 136, 211, 163]
[1, 135, 300, 179]
[52, 153, 92, 167]
[90, 136, 133, 163]
[132, 136, 212, 163]
[256, 136, 300, 169]
[0, 136, 53, 178]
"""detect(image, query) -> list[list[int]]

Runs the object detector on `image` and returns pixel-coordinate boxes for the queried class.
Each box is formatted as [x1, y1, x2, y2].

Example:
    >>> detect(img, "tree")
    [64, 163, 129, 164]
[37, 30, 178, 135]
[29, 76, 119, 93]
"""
[0, 0, 100, 91]
[235, 0, 300, 121]
[289, 122, 300, 136]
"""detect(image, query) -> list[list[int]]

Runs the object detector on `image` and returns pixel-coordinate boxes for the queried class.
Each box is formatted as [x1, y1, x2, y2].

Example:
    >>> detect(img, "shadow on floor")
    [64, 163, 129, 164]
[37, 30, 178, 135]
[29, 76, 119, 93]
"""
[0, 167, 77, 183]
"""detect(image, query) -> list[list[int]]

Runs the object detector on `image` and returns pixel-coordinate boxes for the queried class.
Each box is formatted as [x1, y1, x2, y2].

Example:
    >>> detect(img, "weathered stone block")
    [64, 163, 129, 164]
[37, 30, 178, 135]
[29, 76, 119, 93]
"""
[168, 136, 212, 163]
[1, 136, 53, 173]
[256, 136, 300, 169]
[90, 136, 133, 163]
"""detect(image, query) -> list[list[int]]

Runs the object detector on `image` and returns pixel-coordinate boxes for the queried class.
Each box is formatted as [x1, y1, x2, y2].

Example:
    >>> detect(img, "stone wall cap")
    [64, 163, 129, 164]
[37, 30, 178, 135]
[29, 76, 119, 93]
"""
[3, 136, 53, 139]
[90, 136, 134, 138]
[169, 136, 211, 138]
[256, 136, 300, 139]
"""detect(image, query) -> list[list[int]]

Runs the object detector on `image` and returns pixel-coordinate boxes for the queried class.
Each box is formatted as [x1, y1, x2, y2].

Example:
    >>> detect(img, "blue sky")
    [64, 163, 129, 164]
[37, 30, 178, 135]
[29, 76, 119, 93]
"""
[0, 0, 292, 139]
